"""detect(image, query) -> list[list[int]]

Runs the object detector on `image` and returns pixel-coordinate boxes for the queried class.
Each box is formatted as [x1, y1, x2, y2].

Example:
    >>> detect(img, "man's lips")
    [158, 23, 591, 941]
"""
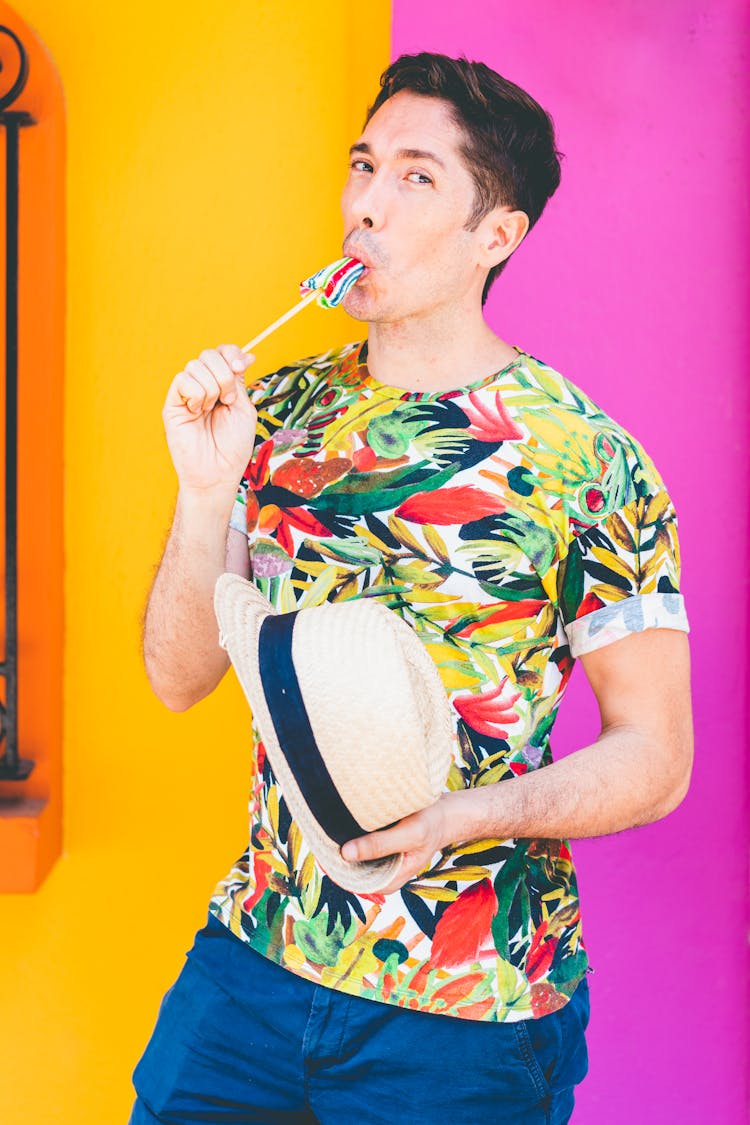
[344, 246, 376, 271]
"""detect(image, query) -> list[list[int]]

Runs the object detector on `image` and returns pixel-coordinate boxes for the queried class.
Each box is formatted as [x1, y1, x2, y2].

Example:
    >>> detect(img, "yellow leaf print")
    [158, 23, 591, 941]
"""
[422, 524, 450, 563]
[298, 565, 341, 608]
[417, 865, 491, 882]
[590, 545, 637, 584]
[388, 514, 426, 556]
[267, 786, 279, 836]
[408, 885, 460, 902]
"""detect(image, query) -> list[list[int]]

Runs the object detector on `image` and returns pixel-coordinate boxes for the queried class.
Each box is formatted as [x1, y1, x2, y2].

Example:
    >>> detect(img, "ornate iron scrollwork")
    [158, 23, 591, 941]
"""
[0, 25, 29, 110]
[0, 25, 35, 780]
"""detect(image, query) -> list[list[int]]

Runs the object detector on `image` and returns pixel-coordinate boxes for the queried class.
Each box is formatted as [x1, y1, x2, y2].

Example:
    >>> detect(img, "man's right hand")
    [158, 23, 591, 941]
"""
[163, 343, 258, 493]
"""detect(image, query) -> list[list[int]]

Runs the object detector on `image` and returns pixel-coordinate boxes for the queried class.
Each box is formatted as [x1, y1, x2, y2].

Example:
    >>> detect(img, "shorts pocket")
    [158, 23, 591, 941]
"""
[513, 980, 590, 1105]
[513, 1017, 554, 1100]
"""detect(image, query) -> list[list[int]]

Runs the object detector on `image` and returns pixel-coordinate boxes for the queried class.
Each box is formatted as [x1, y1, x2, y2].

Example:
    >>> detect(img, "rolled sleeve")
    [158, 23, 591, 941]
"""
[564, 590, 689, 657]
[557, 460, 688, 656]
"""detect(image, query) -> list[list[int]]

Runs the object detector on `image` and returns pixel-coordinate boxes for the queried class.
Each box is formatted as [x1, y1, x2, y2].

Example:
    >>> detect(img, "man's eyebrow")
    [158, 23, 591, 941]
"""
[348, 141, 446, 169]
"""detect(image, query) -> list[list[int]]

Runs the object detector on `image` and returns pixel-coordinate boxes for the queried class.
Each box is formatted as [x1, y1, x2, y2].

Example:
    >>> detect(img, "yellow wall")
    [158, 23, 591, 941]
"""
[0, 3, 390, 1121]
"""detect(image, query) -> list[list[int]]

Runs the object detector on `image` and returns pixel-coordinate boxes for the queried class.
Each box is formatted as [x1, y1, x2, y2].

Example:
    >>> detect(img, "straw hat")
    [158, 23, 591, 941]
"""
[214, 572, 454, 893]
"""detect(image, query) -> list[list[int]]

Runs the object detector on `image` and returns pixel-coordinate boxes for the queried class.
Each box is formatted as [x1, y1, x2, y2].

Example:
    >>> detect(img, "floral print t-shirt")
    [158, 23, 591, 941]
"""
[209, 341, 689, 1022]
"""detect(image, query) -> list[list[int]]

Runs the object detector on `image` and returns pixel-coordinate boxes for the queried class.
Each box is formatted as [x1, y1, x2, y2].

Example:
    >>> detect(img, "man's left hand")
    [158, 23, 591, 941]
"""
[341, 794, 458, 895]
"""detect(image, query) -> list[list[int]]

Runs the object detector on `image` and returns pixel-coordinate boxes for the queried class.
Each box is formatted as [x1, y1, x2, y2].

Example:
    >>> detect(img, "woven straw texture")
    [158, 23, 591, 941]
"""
[214, 572, 453, 893]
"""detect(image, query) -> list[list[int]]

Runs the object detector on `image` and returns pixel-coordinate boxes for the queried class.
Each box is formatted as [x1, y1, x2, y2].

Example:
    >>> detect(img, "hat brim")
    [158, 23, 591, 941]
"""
[215, 571, 404, 894]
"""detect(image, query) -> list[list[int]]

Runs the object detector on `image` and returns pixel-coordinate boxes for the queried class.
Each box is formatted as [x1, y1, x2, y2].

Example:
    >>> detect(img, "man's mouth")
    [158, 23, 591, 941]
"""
[343, 244, 376, 272]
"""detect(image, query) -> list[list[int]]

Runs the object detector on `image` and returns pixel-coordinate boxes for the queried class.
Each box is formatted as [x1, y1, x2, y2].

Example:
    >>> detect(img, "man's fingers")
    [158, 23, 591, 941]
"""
[217, 343, 255, 387]
[170, 372, 206, 414]
[217, 342, 252, 369]
[199, 349, 239, 405]
[342, 825, 408, 862]
[183, 359, 221, 409]
[165, 346, 257, 418]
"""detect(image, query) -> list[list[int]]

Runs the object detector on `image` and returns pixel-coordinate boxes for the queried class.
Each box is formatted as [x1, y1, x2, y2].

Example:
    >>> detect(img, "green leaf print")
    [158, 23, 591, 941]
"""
[497, 514, 558, 573]
[314, 537, 383, 567]
[293, 914, 354, 967]
[316, 462, 458, 516]
[492, 843, 529, 959]
[557, 546, 584, 625]
[550, 949, 589, 997]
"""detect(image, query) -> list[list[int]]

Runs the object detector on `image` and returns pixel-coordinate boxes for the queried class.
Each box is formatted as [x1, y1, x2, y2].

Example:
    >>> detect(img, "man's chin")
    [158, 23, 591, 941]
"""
[341, 291, 372, 322]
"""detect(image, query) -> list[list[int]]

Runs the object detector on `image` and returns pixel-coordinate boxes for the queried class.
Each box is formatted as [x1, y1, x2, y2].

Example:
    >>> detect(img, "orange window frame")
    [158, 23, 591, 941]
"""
[0, 7, 64, 892]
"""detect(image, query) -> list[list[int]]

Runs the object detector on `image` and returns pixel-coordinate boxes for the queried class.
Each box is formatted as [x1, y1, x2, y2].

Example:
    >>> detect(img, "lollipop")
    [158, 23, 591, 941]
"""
[300, 257, 366, 309]
[242, 256, 364, 353]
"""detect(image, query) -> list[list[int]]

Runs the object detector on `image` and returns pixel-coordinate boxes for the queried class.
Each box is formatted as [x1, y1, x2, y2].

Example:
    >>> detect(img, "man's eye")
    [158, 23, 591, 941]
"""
[407, 172, 432, 185]
[350, 160, 373, 173]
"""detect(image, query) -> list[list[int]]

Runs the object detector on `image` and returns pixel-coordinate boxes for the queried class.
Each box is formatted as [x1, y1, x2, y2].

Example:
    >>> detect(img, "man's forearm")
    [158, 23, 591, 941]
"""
[440, 722, 692, 847]
[143, 488, 235, 710]
[341, 719, 692, 893]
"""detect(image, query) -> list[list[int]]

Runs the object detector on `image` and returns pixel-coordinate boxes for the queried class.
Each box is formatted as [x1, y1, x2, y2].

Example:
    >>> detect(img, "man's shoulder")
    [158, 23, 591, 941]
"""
[509, 351, 618, 428]
[506, 352, 668, 499]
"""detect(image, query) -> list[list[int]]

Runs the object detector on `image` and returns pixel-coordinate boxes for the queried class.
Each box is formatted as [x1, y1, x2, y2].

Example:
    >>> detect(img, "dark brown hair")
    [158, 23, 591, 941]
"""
[367, 53, 563, 303]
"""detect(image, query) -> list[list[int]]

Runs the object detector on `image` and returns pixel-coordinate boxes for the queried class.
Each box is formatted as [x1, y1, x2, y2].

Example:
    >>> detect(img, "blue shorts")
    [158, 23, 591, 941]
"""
[130, 912, 589, 1124]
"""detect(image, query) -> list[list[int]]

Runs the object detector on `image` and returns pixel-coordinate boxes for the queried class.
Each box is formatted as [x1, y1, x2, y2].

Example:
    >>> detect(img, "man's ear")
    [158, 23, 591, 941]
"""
[478, 208, 530, 270]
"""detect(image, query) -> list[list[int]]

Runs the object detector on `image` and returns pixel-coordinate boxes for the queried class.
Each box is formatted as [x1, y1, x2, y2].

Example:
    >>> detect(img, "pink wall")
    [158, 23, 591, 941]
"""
[391, 3, 748, 1120]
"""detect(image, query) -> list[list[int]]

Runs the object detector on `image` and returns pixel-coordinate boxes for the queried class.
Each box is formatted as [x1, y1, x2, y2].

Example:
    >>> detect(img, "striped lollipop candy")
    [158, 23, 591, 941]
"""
[243, 255, 365, 354]
[300, 256, 366, 308]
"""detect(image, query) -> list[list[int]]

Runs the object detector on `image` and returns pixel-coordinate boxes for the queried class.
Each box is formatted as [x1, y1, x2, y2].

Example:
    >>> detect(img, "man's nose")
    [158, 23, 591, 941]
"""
[349, 177, 386, 231]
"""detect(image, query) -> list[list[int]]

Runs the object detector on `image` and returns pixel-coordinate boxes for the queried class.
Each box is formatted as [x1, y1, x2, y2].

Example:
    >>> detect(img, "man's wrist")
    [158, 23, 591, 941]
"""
[176, 484, 237, 527]
[438, 784, 507, 849]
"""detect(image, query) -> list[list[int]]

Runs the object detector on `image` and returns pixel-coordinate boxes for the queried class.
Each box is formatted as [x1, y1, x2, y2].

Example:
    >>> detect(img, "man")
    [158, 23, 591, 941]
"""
[132, 53, 692, 1123]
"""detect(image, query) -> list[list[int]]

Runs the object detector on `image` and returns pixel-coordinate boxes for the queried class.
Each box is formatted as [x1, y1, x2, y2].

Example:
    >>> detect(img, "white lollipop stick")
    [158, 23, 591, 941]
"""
[242, 290, 318, 354]
[241, 256, 365, 354]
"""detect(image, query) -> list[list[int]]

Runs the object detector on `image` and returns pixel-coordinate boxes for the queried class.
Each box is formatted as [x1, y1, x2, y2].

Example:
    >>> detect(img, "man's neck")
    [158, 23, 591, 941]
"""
[365, 303, 519, 395]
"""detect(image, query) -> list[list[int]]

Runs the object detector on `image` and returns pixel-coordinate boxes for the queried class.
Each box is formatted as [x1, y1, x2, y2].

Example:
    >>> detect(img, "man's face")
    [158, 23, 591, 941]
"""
[340, 91, 487, 323]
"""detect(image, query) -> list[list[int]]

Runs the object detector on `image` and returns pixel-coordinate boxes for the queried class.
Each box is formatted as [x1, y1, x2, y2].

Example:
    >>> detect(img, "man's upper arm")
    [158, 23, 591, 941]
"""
[225, 527, 251, 578]
[580, 628, 694, 806]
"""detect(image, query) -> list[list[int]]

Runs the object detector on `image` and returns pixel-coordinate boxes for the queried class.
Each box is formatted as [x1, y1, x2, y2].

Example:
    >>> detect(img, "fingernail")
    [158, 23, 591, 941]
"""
[231, 359, 246, 372]
[341, 842, 357, 860]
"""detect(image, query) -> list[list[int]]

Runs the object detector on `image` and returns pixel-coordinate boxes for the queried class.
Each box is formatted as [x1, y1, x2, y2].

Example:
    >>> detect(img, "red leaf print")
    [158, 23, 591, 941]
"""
[576, 591, 605, 619]
[430, 880, 498, 969]
[408, 963, 432, 996]
[275, 517, 294, 558]
[395, 486, 503, 525]
[555, 651, 574, 688]
[270, 505, 332, 559]
[245, 490, 259, 533]
[457, 997, 496, 1020]
[462, 389, 523, 442]
[242, 852, 271, 913]
[247, 439, 274, 490]
[526, 920, 559, 982]
[284, 506, 333, 537]
[429, 972, 487, 1010]
[454, 600, 546, 638]
[352, 445, 377, 472]
[530, 981, 567, 1017]
[452, 680, 522, 740]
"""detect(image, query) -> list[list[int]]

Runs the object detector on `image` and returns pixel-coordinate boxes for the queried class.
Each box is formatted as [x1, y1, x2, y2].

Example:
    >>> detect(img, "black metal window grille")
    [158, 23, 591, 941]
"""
[0, 25, 35, 780]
